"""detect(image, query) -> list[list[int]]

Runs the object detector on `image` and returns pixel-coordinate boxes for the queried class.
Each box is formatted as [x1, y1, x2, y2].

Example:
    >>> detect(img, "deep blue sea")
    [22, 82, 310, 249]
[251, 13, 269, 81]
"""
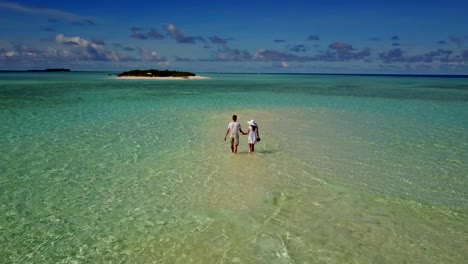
[1, 72, 467, 263]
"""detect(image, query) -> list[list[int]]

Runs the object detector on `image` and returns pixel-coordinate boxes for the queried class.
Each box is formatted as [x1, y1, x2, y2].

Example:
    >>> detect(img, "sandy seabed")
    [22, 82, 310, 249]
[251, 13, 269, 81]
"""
[116, 75, 210, 80]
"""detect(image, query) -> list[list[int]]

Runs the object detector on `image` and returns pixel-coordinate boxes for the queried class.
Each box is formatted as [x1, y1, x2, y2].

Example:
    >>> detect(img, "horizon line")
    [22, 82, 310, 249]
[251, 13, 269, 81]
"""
[0, 70, 467, 78]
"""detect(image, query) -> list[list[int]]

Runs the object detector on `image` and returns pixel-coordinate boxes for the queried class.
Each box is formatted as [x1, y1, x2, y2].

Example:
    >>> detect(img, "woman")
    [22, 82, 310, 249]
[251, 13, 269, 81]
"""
[247, 120, 260, 153]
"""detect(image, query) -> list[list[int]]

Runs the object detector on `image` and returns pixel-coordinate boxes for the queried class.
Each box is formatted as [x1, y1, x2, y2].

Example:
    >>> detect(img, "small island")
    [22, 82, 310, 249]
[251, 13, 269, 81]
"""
[27, 68, 71, 72]
[117, 69, 209, 80]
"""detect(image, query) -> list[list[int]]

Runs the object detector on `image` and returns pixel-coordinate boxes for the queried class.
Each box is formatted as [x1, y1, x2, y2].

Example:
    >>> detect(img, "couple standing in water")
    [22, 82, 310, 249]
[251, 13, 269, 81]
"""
[224, 114, 260, 154]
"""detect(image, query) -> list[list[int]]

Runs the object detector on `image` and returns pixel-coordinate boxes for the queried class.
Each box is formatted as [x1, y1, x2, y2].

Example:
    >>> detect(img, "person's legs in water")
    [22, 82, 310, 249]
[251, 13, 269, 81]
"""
[234, 136, 239, 153]
[230, 136, 235, 153]
[230, 135, 239, 154]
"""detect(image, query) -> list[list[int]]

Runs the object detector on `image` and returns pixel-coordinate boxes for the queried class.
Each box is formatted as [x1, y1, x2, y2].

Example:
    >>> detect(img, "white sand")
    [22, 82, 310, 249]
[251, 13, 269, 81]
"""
[116, 75, 210, 80]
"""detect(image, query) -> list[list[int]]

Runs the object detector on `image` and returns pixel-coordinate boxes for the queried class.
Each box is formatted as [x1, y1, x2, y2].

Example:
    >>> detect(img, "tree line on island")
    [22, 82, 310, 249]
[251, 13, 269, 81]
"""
[27, 68, 71, 72]
[117, 69, 196, 78]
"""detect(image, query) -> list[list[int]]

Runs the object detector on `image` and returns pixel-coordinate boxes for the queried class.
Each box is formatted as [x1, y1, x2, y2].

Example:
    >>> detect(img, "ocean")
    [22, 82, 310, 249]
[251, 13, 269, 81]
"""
[1, 72, 467, 263]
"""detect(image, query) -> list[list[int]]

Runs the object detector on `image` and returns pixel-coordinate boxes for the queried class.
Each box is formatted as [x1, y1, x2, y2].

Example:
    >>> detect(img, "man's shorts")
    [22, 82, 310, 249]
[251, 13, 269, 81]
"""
[230, 134, 239, 146]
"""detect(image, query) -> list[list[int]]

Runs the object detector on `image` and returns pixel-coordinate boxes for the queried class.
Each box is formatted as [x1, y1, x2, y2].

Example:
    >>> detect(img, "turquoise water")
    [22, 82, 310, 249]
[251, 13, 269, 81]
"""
[1, 72, 467, 263]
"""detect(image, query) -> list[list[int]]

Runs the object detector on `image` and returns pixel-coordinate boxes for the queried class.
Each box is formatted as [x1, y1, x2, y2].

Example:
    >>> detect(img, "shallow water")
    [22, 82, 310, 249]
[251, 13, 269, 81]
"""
[1, 72, 467, 263]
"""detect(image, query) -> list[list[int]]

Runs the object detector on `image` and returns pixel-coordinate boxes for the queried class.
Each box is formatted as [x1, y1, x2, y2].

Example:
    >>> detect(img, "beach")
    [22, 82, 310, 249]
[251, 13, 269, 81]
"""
[0, 72, 467, 263]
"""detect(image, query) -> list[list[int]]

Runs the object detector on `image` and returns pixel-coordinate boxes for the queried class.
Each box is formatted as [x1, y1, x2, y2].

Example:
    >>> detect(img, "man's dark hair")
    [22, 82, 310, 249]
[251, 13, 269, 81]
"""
[232, 115, 237, 121]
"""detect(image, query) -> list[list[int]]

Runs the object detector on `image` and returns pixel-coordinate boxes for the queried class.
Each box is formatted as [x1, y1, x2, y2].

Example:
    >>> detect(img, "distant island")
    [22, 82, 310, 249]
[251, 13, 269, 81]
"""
[118, 69, 195, 78]
[27, 68, 71, 72]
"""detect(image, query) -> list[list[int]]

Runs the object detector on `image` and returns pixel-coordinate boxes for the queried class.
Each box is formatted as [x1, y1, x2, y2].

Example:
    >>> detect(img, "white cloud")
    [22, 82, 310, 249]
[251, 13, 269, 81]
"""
[166, 24, 176, 32]
[0, 1, 80, 20]
[56, 34, 88, 46]
[163, 23, 205, 44]
[55, 34, 135, 62]
[0, 1, 96, 26]
[5, 51, 17, 57]
[138, 48, 166, 62]
[252, 49, 265, 60]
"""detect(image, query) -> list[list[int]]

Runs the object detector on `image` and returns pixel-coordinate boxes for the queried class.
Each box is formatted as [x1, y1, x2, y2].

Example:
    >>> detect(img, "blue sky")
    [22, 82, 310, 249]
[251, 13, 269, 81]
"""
[1, 0, 467, 74]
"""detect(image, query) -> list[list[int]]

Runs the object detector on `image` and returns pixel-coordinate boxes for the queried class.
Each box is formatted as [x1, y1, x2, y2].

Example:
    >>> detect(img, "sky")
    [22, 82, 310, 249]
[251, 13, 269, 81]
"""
[0, 0, 468, 74]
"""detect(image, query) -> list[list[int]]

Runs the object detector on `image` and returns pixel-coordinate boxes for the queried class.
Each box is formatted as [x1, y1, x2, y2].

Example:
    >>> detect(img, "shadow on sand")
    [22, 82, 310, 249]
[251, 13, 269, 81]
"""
[234, 149, 277, 155]
[255, 149, 277, 154]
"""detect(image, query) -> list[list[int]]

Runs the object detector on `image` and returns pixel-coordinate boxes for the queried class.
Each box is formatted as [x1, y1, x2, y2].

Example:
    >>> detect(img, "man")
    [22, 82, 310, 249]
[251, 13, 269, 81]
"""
[224, 114, 246, 154]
